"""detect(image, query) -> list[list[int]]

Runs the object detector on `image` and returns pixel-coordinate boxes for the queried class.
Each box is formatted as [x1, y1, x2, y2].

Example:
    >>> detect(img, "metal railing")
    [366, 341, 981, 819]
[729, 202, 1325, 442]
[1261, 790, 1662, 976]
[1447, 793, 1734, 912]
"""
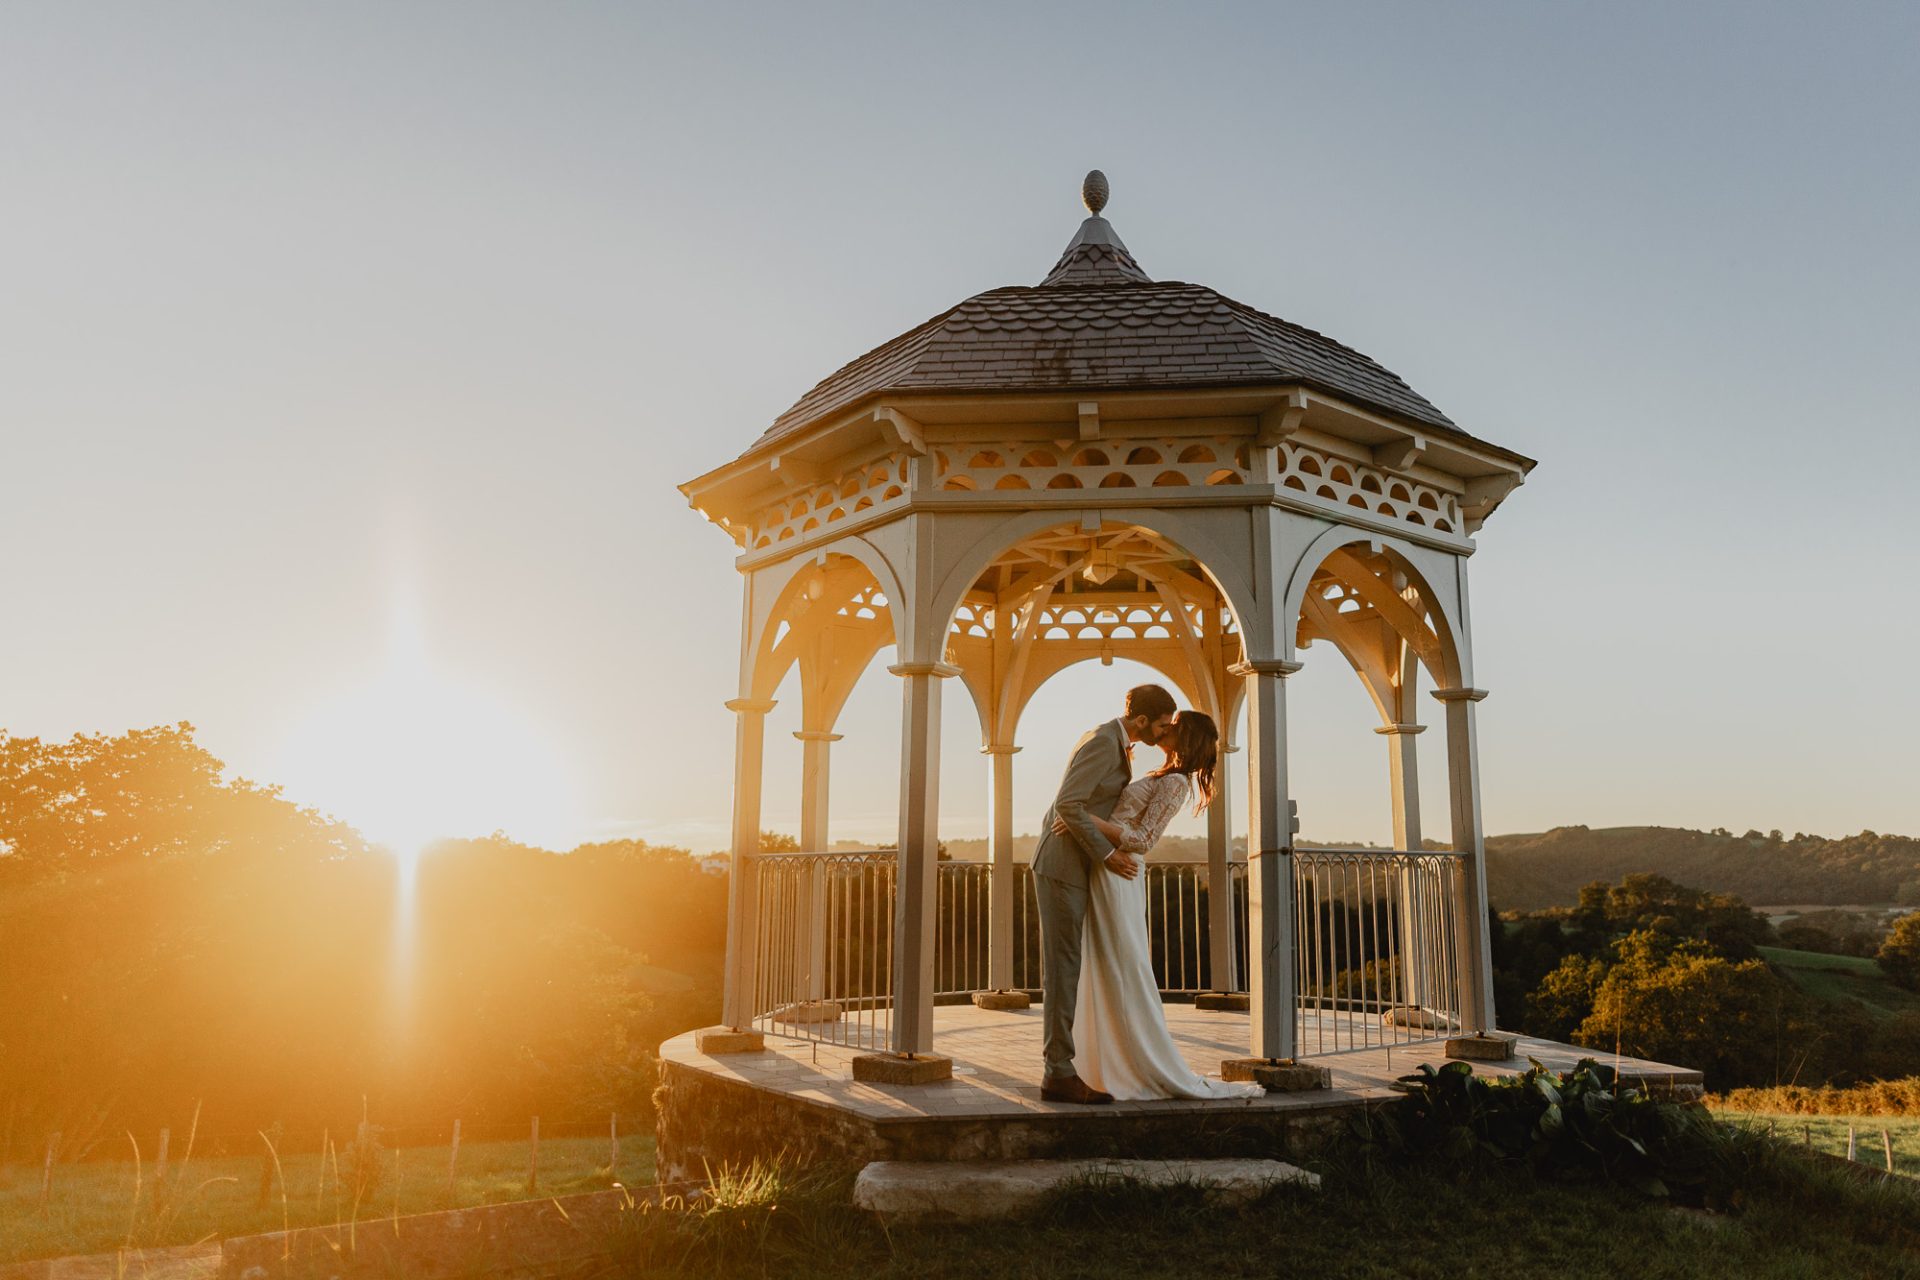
[748, 847, 1468, 1056]
[1010, 861, 1244, 994]
[1291, 848, 1467, 1054]
[936, 861, 992, 997]
[748, 851, 895, 1049]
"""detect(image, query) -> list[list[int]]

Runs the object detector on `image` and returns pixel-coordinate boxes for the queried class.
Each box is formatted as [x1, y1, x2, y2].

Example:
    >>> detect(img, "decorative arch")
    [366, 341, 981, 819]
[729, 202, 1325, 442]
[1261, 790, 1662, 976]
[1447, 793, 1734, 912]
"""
[745, 552, 898, 723]
[1281, 527, 1465, 694]
[932, 516, 1248, 752]
[923, 507, 1266, 660]
[742, 532, 909, 691]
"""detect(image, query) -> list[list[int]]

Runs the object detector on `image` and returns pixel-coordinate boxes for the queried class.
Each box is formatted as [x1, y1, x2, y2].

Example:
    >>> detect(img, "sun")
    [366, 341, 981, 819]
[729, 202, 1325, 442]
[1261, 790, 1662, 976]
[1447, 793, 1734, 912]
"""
[272, 592, 580, 857]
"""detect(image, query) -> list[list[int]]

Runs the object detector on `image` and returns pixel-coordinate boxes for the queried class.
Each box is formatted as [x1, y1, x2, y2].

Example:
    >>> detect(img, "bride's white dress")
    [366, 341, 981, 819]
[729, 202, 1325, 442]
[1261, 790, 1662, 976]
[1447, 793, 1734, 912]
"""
[1073, 772, 1264, 1101]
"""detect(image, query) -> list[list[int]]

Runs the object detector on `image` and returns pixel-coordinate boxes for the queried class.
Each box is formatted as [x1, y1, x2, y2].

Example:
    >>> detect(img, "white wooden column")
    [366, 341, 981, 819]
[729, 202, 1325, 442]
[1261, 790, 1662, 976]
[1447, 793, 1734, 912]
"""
[890, 661, 957, 1054]
[1376, 721, 1427, 1011]
[794, 729, 841, 1000]
[1433, 686, 1497, 1033]
[1377, 724, 1425, 851]
[720, 696, 776, 1030]
[984, 742, 1019, 992]
[1234, 658, 1301, 1059]
[1207, 744, 1237, 992]
[794, 730, 840, 852]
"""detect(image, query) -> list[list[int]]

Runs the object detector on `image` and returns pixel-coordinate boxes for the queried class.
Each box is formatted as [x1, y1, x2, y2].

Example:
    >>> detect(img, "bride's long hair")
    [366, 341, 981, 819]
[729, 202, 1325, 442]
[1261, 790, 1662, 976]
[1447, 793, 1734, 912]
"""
[1149, 711, 1218, 812]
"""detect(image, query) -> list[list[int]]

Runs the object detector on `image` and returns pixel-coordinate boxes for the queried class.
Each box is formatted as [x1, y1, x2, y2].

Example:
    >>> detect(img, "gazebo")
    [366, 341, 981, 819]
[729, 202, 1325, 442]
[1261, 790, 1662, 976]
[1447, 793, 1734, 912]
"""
[678, 173, 1534, 1081]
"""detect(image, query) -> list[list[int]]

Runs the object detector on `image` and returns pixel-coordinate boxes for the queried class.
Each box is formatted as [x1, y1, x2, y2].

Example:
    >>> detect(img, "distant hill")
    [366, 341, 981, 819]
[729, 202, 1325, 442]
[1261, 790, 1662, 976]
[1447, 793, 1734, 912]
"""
[1485, 826, 1920, 911]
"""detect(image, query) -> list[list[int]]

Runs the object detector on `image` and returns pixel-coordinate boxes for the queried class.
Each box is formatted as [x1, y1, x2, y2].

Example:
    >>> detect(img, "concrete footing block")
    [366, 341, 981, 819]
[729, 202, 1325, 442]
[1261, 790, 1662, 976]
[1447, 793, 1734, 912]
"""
[854, 1158, 1319, 1221]
[1220, 1058, 1331, 1092]
[773, 999, 843, 1024]
[1194, 992, 1250, 1012]
[851, 1053, 953, 1085]
[694, 1026, 766, 1055]
[1446, 1032, 1520, 1062]
[971, 989, 1032, 1011]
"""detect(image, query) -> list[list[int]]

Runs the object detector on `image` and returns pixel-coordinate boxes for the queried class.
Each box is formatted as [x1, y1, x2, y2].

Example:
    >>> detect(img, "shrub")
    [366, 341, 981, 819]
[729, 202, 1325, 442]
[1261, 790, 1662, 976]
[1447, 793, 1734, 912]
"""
[1358, 1058, 1718, 1199]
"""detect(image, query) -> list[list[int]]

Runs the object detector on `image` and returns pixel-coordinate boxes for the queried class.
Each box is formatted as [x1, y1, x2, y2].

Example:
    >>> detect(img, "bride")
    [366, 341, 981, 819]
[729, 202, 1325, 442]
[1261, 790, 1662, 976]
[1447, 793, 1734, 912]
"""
[1054, 710, 1263, 1102]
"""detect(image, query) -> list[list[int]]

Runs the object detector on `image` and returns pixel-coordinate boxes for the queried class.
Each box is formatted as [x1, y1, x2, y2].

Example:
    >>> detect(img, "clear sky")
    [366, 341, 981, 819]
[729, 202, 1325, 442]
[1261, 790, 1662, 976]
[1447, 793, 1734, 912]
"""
[5, 2, 1916, 854]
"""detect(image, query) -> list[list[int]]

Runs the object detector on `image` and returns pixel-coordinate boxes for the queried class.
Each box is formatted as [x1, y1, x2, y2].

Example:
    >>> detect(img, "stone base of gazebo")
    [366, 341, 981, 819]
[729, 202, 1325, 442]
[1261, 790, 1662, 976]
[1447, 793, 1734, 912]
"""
[653, 1004, 1701, 1182]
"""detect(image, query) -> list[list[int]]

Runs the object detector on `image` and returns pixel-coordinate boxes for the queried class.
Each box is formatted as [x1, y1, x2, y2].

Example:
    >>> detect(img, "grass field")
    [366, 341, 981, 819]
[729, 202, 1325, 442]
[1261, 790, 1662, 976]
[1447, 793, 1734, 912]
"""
[10, 1121, 1920, 1276]
[0, 1133, 657, 1265]
[604, 1136, 1920, 1279]
[1715, 1110, 1920, 1168]
[1756, 945, 1920, 1015]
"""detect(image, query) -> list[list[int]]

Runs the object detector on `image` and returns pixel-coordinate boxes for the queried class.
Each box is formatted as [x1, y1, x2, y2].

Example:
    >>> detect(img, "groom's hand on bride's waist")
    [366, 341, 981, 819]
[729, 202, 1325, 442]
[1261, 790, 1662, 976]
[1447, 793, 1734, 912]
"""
[1103, 850, 1140, 880]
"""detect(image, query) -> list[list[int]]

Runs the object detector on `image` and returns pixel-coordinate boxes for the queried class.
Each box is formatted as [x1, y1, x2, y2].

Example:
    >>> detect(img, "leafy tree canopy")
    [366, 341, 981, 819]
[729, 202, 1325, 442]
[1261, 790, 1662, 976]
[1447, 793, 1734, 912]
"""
[1879, 912, 1920, 991]
[0, 722, 362, 876]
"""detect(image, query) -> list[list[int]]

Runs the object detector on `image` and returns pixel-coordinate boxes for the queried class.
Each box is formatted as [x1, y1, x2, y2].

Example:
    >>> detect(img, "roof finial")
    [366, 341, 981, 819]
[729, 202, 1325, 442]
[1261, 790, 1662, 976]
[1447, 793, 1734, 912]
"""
[1082, 170, 1109, 217]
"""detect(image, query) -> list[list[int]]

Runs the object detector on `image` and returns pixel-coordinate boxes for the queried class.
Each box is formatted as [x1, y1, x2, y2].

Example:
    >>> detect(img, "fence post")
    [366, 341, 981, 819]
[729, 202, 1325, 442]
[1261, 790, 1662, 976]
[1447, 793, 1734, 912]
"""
[446, 1119, 461, 1193]
[1883, 1130, 1895, 1174]
[1847, 1126, 1857, 1162]
[609, 1113, 619, 1176]
[527, 1117, 540, 1194]
[40, 1133, 60, 1213]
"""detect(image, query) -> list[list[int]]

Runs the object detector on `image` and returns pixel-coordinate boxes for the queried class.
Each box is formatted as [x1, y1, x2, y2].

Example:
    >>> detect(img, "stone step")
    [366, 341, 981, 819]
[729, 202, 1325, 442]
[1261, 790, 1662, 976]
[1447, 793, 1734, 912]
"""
[852, 1157, 1319, 1221]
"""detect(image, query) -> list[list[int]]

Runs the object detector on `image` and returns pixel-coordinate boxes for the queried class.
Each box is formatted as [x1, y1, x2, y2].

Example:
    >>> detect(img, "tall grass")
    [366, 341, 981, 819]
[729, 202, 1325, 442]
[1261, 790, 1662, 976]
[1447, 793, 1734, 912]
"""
[0, 1131, 656, 1265]
[1709, 1078, 1920, 1116]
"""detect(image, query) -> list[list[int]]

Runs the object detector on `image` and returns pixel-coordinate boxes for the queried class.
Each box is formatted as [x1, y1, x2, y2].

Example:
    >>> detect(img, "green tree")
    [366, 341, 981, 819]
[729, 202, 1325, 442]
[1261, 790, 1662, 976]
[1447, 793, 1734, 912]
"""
[1876, 912, 1920, 991]
[0, 721, 358, 876]
[1575, 930, 1815, 1089]
[1528, 954, 1606, 1042]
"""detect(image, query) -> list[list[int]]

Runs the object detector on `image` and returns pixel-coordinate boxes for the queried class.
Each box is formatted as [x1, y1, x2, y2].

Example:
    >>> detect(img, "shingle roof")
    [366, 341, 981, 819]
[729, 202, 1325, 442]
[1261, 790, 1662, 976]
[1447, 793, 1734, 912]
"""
[744, 197, 1457, 459]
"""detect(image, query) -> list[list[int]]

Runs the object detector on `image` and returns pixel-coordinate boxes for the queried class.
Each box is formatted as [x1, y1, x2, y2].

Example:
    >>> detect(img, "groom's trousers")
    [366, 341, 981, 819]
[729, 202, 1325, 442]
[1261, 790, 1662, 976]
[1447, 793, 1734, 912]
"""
[1034, 870, 1089, 1080]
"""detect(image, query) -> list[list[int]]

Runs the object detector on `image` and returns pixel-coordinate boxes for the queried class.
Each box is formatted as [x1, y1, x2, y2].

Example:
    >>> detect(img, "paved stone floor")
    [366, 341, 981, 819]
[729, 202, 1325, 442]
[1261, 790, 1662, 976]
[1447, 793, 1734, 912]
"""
[659, 1003, 1701, 1123]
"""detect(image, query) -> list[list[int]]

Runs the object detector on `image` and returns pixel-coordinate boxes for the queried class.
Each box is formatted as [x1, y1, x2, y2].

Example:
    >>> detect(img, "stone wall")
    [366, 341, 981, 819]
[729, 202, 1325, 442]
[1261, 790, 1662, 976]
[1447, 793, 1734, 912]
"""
[655, 1059, 1386, 1182]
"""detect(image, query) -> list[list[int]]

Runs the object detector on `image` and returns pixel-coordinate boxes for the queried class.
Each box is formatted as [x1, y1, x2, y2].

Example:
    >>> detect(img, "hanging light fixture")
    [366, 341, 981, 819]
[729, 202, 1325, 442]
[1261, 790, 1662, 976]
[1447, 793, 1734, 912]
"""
[1083, 548, 1119, 585]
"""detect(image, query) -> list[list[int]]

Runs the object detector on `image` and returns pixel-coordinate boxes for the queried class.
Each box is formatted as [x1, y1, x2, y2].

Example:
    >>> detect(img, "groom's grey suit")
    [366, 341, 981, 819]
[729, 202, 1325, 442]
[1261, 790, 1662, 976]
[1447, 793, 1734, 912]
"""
[1032, 718, 1131, 1081]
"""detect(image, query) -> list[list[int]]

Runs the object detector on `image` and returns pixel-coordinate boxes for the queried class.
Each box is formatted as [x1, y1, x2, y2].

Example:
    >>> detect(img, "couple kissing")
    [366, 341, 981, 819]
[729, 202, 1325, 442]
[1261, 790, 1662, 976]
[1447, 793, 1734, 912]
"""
[1031, 684, 1262, 1105]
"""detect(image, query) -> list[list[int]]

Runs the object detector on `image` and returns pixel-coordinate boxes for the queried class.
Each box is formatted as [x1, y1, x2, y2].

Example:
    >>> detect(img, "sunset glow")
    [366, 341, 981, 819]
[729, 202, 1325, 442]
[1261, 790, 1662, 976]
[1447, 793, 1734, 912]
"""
[272, 588, 581, 857]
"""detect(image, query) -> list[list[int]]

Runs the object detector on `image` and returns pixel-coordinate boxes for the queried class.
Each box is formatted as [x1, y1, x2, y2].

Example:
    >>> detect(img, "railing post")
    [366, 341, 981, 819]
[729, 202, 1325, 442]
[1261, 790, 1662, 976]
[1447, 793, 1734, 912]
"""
[1377, 722, 1428, 1011]
[721, 697, 776, 1030]
[889, 662, 957, 1056]
[1234, 658, 1301, 1060]
[985, 743, 1019, 992]
[1433, 687, 1497, 1032]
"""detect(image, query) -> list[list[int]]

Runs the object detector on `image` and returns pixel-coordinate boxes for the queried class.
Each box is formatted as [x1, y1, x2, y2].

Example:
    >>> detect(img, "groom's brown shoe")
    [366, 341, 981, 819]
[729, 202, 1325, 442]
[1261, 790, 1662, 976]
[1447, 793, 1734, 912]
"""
[1041, 1073, 1114, 1105]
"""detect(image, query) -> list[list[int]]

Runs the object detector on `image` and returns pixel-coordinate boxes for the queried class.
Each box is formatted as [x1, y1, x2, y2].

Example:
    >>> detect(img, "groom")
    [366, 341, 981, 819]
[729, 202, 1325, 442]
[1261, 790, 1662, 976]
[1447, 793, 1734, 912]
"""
[1032, 683, 1179, 1104]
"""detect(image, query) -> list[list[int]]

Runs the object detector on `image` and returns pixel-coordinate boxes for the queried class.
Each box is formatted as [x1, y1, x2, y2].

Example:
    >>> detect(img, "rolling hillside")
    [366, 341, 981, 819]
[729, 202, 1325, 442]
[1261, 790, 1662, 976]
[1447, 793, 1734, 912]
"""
[1484, 826, 1920, 911]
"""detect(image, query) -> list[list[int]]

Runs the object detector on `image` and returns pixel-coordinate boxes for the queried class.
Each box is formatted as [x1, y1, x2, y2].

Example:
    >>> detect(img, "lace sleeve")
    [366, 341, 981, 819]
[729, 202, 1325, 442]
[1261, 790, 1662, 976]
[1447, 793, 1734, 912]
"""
[1112, 774, 1191, 855]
